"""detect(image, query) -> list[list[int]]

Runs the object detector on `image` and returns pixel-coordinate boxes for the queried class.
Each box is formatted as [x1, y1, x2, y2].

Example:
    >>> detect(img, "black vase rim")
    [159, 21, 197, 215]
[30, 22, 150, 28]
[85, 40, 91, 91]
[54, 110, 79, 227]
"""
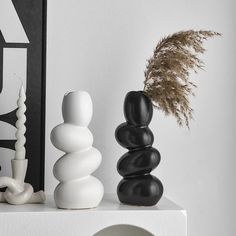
[127, 90, 144, 94]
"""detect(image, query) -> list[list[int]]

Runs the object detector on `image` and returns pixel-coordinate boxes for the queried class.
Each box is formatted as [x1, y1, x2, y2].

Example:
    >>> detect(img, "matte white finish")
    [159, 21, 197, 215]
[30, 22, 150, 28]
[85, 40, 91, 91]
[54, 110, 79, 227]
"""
[53, 148, 102, 181]
[54, 176, 104, 209]
[0, 195, 186, 236]
[0, 160, 45, 204]
[51, 91, 104, 209]
[51, 123, 93, 153]
[62, 91, 93, 126]
[46, 1, 236, 235]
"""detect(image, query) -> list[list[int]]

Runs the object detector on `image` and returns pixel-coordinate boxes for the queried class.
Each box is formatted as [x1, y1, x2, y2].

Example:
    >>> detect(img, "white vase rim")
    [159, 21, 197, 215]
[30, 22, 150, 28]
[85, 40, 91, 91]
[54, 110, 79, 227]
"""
[64, 90, 90, 97]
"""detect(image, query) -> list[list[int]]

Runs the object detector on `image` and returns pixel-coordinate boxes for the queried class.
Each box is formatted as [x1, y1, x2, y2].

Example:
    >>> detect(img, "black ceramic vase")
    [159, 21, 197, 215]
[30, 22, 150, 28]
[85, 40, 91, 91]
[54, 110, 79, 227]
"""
[115, 91, 163, 206]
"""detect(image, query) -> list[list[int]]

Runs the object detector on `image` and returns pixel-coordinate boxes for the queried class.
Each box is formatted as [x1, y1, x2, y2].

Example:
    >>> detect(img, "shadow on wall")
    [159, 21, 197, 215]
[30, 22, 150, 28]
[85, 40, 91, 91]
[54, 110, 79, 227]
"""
[94, 224, 154, 236]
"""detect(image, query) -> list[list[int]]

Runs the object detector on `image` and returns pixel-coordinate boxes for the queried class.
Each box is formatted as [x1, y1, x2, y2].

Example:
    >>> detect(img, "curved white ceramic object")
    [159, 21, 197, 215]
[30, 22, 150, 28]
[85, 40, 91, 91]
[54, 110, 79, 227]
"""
[51, 91, 104, 209]
[0, 160, 46, 204]
[54, 176, 104, 209]
[51, 124, 93, 153]
[62, 91, 93, 126]
[53, 147, 102, 182]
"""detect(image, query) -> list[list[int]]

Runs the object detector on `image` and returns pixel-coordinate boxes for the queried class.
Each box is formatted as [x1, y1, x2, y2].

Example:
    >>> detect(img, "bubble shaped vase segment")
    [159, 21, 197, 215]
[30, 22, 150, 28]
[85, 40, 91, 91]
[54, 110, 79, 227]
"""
[51, 91, 104, 209]
[115, 91, 163, 206]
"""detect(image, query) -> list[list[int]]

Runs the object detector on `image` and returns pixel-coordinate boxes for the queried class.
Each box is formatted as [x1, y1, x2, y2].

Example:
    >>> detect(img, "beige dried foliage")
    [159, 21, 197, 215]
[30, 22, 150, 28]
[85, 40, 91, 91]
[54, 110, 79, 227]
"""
[144, 30, 220, 128]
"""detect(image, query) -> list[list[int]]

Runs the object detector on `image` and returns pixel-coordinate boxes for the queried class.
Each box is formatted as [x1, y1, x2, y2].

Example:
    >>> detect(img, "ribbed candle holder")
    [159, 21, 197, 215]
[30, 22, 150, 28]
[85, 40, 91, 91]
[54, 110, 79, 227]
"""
[0, 86, 45, 204]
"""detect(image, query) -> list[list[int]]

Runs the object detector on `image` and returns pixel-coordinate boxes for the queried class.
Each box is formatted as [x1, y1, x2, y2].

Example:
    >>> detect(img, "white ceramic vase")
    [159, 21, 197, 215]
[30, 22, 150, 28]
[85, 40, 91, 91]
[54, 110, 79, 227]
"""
[50, 91, 104, 209]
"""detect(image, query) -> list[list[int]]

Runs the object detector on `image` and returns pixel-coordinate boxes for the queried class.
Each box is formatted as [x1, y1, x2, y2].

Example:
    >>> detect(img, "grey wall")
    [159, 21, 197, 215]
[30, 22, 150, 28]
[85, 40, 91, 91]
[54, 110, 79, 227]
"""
[46, 1, 236, 236]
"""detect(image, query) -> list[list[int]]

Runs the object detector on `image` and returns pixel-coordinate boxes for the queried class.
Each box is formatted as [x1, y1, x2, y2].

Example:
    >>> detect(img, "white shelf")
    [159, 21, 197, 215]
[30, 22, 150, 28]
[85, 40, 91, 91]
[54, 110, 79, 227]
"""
[0, 194, 186, 236]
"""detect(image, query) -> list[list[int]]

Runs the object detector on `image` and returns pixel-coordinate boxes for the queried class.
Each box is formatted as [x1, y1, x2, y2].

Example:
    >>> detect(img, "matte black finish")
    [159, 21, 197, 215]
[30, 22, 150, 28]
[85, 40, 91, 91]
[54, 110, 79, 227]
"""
[115, 91, 163, 206]
[115, 123, 154, 150]
[124, 91, 153, 126]
[118, 175, 163, 206]
[117, 147, 160, 177]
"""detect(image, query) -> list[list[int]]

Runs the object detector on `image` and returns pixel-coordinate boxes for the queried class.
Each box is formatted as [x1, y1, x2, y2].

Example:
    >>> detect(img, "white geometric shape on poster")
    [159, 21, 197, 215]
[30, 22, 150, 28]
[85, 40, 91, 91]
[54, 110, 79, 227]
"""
[0, 48, 27, 115]
[0, 0, 29, 43]
[0, 149, 14, 176]
[0, 123, 15, 140]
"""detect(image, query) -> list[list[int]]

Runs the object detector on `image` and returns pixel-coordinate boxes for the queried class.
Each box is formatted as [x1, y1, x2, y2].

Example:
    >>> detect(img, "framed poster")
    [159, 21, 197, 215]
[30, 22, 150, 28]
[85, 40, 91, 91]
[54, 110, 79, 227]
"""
[0, 0, 46, 191]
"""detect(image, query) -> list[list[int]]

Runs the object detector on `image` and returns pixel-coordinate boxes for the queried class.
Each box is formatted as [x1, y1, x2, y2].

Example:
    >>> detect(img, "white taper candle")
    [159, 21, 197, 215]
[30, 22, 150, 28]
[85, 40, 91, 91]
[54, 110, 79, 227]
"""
[14, 85, 26, 160]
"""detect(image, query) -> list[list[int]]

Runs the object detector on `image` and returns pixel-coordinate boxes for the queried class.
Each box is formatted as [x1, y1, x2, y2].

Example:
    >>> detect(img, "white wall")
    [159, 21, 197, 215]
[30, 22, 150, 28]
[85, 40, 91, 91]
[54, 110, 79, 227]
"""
[46, 1, 236, 236]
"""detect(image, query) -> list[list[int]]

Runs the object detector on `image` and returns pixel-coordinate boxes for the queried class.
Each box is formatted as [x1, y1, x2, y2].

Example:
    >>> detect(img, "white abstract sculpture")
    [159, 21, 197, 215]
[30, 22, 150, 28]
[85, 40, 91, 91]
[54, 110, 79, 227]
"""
[51, 91, 104, 209]
[0, 86, 45, 204]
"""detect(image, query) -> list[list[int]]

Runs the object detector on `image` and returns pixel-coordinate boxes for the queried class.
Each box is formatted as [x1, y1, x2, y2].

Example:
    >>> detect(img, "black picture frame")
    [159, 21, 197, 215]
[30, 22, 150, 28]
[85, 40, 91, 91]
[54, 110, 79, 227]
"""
[0, 0, 47, 191]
